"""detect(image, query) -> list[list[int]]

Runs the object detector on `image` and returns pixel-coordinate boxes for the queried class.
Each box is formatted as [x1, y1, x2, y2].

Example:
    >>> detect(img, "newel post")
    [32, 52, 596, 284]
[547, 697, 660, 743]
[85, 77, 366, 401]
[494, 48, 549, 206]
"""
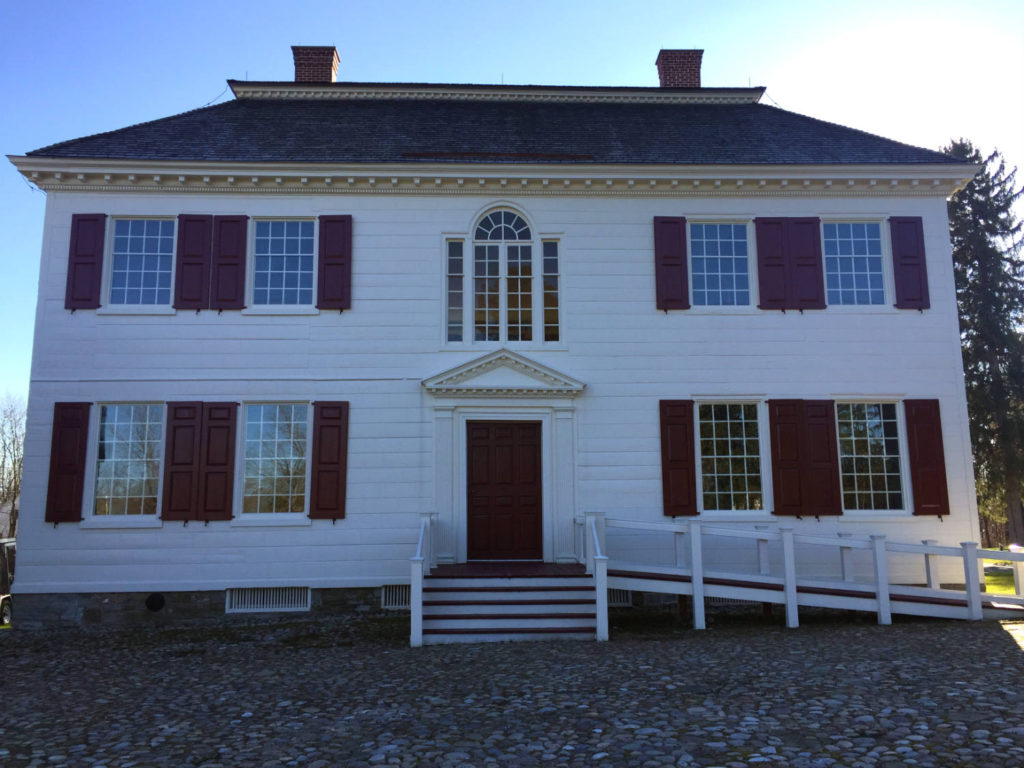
[410, 557, 423, 648]
[688, 521, 706, 630]
[922, 539, 938, 590]
[1009, 544, 1024, 597]
[870, 534, 891, 625]
[594, 555, 609, 641]
[962, 542, 983, 620]
[780, 527, 799, 628]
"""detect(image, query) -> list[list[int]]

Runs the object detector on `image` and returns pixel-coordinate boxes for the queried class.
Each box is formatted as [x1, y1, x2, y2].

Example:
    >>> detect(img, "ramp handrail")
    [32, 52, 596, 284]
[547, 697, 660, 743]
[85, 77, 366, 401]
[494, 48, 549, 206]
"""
[589, 515, 1024, 628]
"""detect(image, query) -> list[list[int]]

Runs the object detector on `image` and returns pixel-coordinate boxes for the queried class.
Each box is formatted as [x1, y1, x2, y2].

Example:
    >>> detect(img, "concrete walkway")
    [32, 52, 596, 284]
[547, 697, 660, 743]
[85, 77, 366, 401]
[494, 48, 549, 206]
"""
[0, 613, 1022, 767]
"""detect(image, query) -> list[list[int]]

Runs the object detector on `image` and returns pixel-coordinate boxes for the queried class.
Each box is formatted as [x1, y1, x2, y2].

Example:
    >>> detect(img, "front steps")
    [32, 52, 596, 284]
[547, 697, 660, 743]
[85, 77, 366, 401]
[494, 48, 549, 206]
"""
[421, 563, 597, 644]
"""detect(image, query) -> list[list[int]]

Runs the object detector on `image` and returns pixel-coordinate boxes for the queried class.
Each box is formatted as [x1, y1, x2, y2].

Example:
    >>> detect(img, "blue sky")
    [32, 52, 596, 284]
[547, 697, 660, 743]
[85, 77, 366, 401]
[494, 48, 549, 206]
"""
[2, 0, 1022, 402]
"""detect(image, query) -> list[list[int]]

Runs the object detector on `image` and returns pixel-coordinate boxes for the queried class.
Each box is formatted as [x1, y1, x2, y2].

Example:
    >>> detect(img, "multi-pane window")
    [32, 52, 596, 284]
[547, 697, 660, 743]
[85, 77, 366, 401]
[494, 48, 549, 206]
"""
[447, 209, 560, 344]
[94, 404, 163, 515]
[253, 221, 315, 305]
[823, 222, 884, 305]
[542, 241, 560, 342]
[836, 403, 904, 510]
[242, 404, 308, 514]
[110, 219, 174, 305]
[691, 223, 750, 306]
[697, 403, 763, 511]
[446, 241, 464, 342]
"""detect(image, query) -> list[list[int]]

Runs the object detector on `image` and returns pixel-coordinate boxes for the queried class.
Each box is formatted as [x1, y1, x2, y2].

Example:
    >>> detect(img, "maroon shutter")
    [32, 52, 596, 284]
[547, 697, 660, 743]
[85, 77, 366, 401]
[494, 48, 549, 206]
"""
[197, 403, 237, 521]
[317, 215, 352, 310]
[768, 400, 804, 516]
[162, 402, 203, 521]
[45, 403, 91, 523]
[801, 400, 841, 516]
[309, 401, 349, 519]
[788, 218, 826, 309]
[210, 216, 248, 310]
[755, 218, 788, 309]
[174, 215, 213, 310]
[653, 217, 690, 310]
[65, 214, 106, 309]
[659, 400, 698, 516]
[890, 217, 930, 310]
[904, 399, 950, 516]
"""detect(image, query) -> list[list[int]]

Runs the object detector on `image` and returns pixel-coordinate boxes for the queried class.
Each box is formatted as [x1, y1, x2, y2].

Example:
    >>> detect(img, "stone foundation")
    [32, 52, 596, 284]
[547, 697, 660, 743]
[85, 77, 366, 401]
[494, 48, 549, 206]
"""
[13, 587, 384, 629]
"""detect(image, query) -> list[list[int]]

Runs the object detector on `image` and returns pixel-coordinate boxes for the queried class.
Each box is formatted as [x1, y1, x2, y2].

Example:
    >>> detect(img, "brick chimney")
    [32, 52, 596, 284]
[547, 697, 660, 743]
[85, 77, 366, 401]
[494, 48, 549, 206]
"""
[292, 46, 340, 83]
[655, 49, 703, 88]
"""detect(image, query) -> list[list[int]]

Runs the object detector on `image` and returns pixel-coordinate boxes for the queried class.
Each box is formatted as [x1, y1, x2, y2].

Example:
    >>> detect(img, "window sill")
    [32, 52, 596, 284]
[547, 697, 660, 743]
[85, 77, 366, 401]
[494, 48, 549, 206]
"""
[96, 306, 176, 316]
[241, 307, 320, 316]
[442, 342, 569, 352]
[231, 513, 312, 527]
[79, 516, 163, 529]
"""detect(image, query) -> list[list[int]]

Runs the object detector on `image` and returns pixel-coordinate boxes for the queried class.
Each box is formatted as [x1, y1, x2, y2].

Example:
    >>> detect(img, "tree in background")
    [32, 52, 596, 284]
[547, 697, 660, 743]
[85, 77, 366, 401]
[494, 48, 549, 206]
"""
[0, 395, 25, 539]
[946, 140, 1024, 546]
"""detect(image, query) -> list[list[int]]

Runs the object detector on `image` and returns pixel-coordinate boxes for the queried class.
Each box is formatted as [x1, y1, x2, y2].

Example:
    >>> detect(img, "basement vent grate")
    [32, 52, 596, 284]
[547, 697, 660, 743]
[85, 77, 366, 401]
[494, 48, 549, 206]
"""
[608, 588, 632, 607]
[382, 584, 411, 610]
[225, 587, 311, 614]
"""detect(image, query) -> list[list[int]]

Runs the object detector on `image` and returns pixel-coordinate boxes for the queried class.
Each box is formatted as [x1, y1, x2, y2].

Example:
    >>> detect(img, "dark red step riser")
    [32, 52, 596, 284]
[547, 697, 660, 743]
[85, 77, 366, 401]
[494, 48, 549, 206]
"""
[424, 585, 594, 593]
[424, 627, 595, 635]
[424, 613, 596, 621]
[424, 599, 596, 607]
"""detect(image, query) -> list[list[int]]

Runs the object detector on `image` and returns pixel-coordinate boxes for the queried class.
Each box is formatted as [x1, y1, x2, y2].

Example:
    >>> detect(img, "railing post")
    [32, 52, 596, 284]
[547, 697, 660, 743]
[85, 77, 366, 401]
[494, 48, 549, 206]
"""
[870, 535, 891, 625]
[780, 527, 799, 628]
[594, 555, 609, 641]
[838, 532, 854, 582]
[674, 526, 687, 569]
[584, 513, 595, 575]
[962, 542, 983, 620]
[410, 556, 423, 648]
[755, 524, 770, 576]
[689, 521, 705, 630]
[922, 539, 938, 589]
[1010, 544, 1024, 597]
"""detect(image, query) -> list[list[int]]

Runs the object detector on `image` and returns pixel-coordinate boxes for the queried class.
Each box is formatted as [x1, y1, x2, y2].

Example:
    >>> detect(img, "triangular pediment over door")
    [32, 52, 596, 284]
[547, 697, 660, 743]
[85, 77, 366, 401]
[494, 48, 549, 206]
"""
[422, 349, 585, 398]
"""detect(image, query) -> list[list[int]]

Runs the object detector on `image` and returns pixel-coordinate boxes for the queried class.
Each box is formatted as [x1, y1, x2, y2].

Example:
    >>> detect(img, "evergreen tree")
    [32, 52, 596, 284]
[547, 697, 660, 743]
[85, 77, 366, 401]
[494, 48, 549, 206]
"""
[946, 140, 1024, 545]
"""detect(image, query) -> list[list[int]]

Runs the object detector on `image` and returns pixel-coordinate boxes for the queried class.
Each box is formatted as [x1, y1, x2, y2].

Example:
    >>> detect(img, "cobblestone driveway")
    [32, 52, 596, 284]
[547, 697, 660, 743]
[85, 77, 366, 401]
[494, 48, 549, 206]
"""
[1, 613, 1022, 767]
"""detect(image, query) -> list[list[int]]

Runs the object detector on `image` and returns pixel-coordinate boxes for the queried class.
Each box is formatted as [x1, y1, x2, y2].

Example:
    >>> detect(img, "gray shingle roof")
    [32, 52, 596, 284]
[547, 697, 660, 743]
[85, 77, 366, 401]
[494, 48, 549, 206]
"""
[26, 95, 957, 166]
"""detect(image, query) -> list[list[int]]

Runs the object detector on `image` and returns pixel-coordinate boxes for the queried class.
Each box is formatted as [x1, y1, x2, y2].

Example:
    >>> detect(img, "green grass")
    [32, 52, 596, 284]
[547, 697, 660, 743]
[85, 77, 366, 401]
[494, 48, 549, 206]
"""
[986, 569, 1018, 595]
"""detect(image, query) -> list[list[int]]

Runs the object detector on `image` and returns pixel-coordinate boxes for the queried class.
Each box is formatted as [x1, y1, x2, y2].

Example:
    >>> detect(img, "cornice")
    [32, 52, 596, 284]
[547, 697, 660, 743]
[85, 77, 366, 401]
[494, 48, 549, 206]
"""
[8, 156, 980, 198]
[226, 80, 765, 105]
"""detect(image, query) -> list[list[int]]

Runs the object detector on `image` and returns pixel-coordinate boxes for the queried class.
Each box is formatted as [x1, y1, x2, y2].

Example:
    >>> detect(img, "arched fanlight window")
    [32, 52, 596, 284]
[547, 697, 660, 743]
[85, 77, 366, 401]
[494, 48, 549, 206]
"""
[445, 209, 559, 344]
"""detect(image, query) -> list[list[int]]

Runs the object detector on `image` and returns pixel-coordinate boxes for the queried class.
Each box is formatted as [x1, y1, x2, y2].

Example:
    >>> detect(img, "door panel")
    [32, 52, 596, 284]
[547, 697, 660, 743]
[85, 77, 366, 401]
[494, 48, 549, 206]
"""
[467, 421, 542, 559]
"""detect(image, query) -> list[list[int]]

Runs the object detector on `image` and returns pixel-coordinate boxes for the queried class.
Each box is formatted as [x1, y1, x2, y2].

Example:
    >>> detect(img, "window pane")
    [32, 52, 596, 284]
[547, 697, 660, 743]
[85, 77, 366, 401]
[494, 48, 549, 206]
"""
[543, 241, 560, 342]
[824, 223, 885, 305]
[506, 245, 532, 341]
[110, 220, 174, 305]
[253, 221, 315, 305]
[243, 404, 308, 513]
[474, 245, 500, 341]
[836, 402, 903, 509]
[691, 224, 750, 306]
[697, 403, 762, 511]
[94, 404, 163, 515]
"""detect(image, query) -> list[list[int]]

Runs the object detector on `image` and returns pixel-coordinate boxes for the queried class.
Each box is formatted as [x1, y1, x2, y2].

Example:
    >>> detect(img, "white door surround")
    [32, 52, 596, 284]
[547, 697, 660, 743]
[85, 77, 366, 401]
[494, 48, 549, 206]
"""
[422, 350, 585, 564]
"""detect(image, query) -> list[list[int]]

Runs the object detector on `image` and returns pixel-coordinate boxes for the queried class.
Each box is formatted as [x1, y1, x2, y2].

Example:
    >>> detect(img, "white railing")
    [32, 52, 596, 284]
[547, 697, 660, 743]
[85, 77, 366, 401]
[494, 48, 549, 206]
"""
[583, 515, 1024, 630]
[409, 512, 437, 648]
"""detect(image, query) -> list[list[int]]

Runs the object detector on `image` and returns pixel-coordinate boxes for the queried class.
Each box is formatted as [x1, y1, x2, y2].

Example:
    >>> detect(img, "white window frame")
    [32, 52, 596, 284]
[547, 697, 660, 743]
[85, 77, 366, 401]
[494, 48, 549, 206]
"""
[692, 399, 773, 517]
[818, 217, 898, 313]
[97, 217, 177, 316]
[686, 219, 759, 312]
[242, 218, 320, 316]
[443, 206, 562, 347]
[232, 401, 314, 526]
[833, 398, 914, 516]
[79, 402, 166, 528]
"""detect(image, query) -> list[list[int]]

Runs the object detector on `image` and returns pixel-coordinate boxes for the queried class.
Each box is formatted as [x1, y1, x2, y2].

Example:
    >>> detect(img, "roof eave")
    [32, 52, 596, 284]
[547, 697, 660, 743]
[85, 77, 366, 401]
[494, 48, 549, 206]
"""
[9, 155, 980, 198]
[225, 80, 766, 105]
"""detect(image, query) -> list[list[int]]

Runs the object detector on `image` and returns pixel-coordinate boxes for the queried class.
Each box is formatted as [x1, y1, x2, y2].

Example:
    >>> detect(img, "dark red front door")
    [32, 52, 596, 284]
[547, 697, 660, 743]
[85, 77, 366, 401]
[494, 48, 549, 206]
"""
[467, 421, 542, 560]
